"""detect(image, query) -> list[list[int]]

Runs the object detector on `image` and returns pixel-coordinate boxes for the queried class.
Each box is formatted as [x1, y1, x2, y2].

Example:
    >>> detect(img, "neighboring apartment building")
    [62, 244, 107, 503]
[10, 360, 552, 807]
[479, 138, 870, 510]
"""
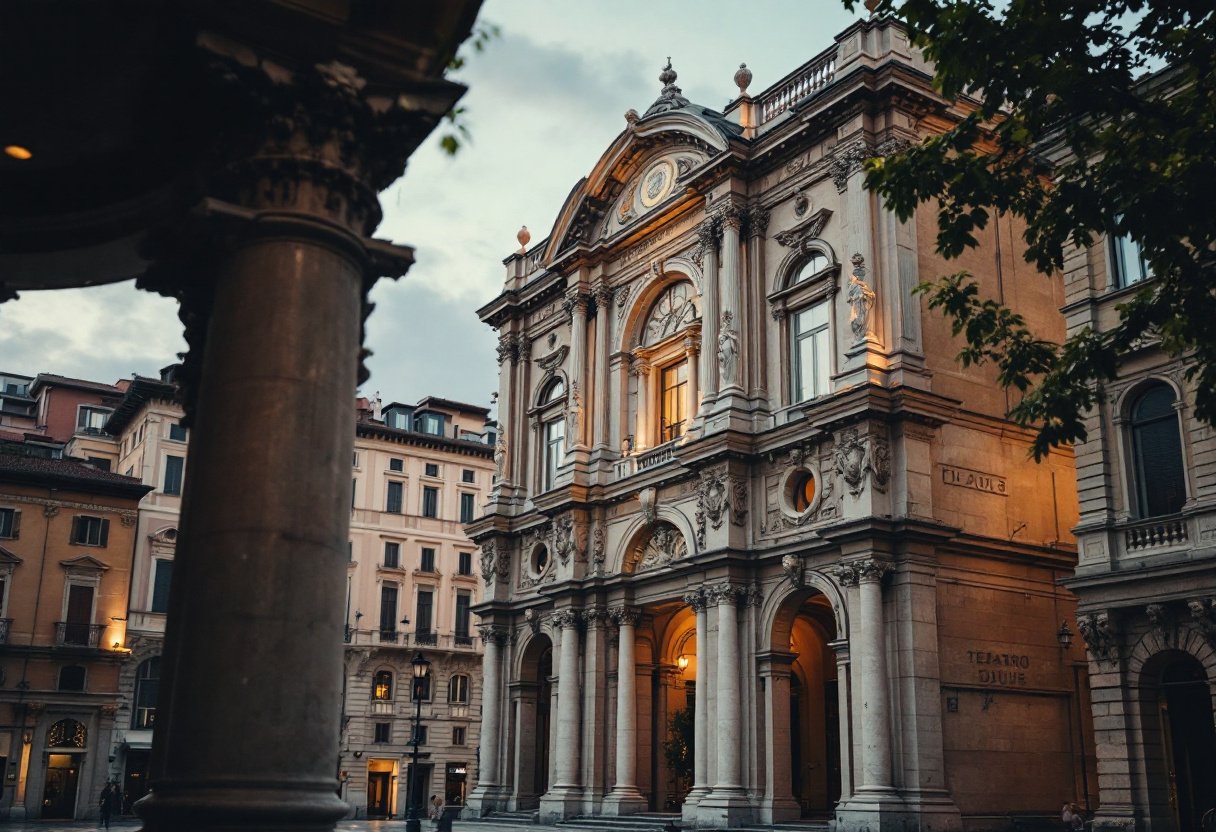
[343, 395, 495, 819]
[99, 368, 187, 811]
[0, 453, 150, 821]
[466, 18, 1092, 832]
[1060, 230, 1216, 830]
[0, 373, 36, 434]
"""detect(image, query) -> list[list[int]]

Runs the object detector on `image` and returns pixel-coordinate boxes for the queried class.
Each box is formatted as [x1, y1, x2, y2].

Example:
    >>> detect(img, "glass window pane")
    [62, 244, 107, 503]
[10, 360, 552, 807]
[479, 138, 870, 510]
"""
[797, 333, 816, 402]
[814, 327, 831, 397]
[151, 560, 173, 613]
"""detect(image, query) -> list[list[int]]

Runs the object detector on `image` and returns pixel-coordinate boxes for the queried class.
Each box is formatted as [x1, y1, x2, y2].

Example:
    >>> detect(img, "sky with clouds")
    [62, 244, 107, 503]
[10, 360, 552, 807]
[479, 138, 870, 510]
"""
[0, 0, 859, 414]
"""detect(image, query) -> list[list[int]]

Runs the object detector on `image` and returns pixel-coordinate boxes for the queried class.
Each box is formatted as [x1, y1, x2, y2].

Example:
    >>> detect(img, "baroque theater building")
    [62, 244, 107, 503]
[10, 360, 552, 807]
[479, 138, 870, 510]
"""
[466, 19, 1094, 832]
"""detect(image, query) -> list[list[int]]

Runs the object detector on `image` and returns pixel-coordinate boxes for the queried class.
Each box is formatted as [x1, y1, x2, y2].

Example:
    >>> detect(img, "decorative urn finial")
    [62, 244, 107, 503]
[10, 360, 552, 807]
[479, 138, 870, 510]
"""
[624, 109, 640, 126]
[517, 225, 531, 253]
[865, 0, 880, 15]
[734, 63, 753, 96]
[659, 57, 677, 89]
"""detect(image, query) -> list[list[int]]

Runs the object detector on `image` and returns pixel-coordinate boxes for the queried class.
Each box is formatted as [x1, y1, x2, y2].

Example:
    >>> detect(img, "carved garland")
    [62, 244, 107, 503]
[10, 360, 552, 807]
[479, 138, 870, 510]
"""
[694, 467, 749, 547]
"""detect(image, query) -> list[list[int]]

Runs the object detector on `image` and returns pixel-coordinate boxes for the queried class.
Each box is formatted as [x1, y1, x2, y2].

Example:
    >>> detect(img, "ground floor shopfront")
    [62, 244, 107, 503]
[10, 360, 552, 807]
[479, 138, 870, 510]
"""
[468, 546, 1098, 831]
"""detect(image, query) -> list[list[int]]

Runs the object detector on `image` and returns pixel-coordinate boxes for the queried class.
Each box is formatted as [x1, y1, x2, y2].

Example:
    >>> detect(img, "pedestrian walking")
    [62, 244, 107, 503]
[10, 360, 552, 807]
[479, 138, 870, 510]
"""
[99, 781, 120, 829]
[430, 794, 445, 826]
[1062, 802, 1085, 831]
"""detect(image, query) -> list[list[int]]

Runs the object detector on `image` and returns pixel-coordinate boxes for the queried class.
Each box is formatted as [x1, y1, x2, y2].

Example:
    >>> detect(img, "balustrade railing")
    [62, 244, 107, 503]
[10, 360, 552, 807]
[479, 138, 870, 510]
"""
[758, 46, 839, 124]
[1125, 517, 1189, 552]
[0, 618, 10, 645]
[637, 440, 679, 471]
[54, 622, 104, 648]
[347, 629, 482, 650]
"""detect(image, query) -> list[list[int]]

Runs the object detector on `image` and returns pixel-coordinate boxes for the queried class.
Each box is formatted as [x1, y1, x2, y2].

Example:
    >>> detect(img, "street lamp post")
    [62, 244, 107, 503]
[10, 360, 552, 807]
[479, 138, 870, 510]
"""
[406, 651, 431, 832]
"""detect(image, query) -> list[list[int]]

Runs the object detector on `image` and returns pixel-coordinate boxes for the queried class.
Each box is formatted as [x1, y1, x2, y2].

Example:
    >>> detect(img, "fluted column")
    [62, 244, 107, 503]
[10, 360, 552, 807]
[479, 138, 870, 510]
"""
[604, 607, 646, 814]
[468, 625, 508, 812]
[696, 216, 721, 417]
[717, 205, 745, 397]
[837, 559, 895, 792]
[540, 609, 583, 822]
[593, 283, 614, 452]
[682, 591, 710, 810]
[565, 290, 589, 454]
[710, 583, 743, 792]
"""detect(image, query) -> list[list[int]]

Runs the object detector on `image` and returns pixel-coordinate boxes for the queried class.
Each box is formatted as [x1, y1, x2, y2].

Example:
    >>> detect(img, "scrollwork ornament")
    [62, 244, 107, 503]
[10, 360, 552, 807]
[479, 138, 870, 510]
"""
[856, 558, 894, 583]
[829, 139, 870, 192]
[550, 609, 581, 631]
[609, 606, 642, 628]
[582, 606, 609, 628]
[479, 542, 497, 585]
[695, 468, 731, 547]
[782, 553, 805, 587]
[683, 589, 707, 613]
[1076, 611, 1118, 665]
[477, 624, 510, 646]
[706, 582, 740, 606]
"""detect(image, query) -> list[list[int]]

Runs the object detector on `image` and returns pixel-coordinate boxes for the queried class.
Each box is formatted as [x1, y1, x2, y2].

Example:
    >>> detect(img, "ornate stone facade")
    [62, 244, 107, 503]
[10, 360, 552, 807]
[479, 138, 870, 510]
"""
[467, 18, 1091, 832]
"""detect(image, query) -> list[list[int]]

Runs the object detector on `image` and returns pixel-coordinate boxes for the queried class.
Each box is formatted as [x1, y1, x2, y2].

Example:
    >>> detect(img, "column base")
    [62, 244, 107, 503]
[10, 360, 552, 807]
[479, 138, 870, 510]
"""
[692, 788, 752, 829]
[682, 785, 710, 811]
[539, 786, 584, 824]
[464, 785, 510, 818]
[135, 782, 350, 831]
[756, 796, 802, 824]
[601, 787, 648, 816]
[835, 789, 964, 832]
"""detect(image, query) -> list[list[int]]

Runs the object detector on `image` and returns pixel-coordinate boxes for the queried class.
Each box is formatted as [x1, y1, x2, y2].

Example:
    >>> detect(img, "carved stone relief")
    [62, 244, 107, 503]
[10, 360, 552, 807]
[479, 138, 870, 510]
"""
[846, 253, 876, 344]
[694, 467, 748, 547]
[1076, 612, 1118, 665]
[833, 428, 890, 498]
[627, 521, 688, 573]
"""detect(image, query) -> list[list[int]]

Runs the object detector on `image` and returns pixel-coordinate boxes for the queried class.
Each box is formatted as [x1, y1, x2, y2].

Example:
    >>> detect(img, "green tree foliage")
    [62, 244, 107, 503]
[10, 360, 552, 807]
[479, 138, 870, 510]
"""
[438, 21, 501, 155]
[662, 705, 695, 791]
[844, 0, 1216, 458]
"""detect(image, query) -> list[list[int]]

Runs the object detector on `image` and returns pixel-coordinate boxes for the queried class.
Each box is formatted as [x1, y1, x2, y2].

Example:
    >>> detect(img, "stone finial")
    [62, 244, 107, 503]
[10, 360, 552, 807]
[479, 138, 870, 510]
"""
[865, 0, 880, 14]
[659, 57, 677, 88]
[734, 63, 752, 96]
[624, 109, 640, 126]
[516, 225, 531, 253]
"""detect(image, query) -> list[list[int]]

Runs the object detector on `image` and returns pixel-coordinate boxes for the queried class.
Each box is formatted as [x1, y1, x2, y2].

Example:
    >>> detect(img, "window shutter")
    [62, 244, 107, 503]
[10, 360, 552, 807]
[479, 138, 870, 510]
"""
[70, 515, 80, 545]
[99, 519, 110, 548]
[10, 510, 18, 539]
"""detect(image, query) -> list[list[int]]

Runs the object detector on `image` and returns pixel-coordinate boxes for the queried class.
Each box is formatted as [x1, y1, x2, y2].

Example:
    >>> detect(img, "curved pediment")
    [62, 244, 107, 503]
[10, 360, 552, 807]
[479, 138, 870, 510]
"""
[541, 67, 741, 262]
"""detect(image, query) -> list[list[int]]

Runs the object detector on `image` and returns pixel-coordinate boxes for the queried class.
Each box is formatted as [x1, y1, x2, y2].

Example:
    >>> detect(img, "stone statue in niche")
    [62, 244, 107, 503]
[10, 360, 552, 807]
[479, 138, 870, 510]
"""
[846, 253, 876, 343]
[718, 309, 739, 386]
[566, 381, 582, 442]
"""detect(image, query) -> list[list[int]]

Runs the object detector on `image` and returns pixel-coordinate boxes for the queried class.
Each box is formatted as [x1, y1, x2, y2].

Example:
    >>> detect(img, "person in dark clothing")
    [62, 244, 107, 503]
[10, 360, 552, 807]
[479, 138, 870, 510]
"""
[99, 781, 120, 829]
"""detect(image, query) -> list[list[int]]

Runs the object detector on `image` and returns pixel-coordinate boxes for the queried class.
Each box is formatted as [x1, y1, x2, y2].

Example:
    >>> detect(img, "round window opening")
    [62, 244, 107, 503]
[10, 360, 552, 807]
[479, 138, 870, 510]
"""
[780, 465, 821, 519]
[532, 544, 550, 575]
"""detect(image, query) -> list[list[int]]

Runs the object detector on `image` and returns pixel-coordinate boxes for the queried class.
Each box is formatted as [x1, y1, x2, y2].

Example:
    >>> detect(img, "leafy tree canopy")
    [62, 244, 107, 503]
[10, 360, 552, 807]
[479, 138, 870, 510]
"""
[843, 0, 1216, 458]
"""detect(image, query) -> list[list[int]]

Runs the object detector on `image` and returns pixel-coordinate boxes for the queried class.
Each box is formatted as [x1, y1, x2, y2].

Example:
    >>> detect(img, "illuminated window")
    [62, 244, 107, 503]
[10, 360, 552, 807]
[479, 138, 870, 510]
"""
[792, 251, 829, 284]
[449, 675, 469, 704]
[659, 360, 689, 443]
[373, 670, 393, 701]
[790, 470, 817, 513]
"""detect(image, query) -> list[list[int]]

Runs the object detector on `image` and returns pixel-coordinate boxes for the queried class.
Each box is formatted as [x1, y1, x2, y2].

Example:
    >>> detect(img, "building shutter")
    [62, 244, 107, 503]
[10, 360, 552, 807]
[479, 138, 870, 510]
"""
[70, 516, 80, 545]
[99, 519, 110, 548]
[10, 510, 18, 539]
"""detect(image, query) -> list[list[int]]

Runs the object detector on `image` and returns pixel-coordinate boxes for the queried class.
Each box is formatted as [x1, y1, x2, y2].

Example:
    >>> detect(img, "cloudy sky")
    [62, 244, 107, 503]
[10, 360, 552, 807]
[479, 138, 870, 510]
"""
[0, 0, 858, 414]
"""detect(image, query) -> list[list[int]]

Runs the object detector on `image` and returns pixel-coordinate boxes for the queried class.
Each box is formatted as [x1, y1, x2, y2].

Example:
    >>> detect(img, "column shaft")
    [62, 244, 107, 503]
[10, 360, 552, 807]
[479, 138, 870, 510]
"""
[144, 235, 359, 828]
[683, 338, 699, 436]
[633, 363, 651, 451]
[553, 618, 582, 788]
[478, 632, 503, 789]
[697, 218, 720, 416]
[717, 210, 745, 396]
[615, 621, 637, 787]
[692, 604, 709, 796]
[594, 286, 613, 451]
[858, 572, 893, 790]
[567, 291, 588, 452]
[714, 589, 742, 790]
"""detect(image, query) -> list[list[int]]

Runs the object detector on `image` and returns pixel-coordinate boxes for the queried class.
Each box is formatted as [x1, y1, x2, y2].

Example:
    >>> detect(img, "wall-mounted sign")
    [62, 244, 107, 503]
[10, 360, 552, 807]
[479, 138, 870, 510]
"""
[967, 649, 1030, 686]
[941, 465, 1008, 496]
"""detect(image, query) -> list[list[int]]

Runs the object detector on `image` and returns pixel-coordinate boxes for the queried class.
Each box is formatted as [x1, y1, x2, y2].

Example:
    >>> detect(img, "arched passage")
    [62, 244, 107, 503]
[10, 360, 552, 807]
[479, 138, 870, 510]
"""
[765, 588, 844, 822]
[512, 633, 553, 810]
[1137, 650, 1216, 831]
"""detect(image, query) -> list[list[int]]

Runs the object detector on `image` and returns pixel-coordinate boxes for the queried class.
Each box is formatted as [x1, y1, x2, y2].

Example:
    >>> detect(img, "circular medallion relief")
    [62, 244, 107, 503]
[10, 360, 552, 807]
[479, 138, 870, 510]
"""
[639, 159, 675, 209]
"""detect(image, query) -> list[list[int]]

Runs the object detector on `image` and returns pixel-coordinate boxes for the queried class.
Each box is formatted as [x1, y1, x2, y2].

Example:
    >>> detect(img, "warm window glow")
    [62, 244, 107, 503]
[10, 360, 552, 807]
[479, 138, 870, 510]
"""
[373, 670, 393, 700]
[660, 360, 688, 443]
[791, 470, 816, 512]
[4, 145, 32, 160]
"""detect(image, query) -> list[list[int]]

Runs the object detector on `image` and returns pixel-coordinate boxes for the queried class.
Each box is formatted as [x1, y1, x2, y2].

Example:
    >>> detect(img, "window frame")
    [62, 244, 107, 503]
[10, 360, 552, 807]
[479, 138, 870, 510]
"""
[459, 492, 476, 524]
[372, 670, 394, 701]
[71, 515, 109, 547]
[76, 405, 112, 434]
[1125, 381, 1189, 519]
[162, 454, 185, 496]
[448, 674, 469, 704]
[457, 551, 472, 576]
[658, 357, 690, 444]
[419, 547, 436, 573]
[790, 298, 832, 404]
[168, 422, 188, 442]
[383, 542, 401, 569]
[461, 469, 475, 484]
[424, 462, 440, 478]
[422, 486, 439, 519]
[768, 243, 840, 409]
[1107, 232, 1152, 290]
[149, 557, 173, 613]
[132, 657, 160, 729]
[0, 506, 19, 540]
[386, 480, 404, 514]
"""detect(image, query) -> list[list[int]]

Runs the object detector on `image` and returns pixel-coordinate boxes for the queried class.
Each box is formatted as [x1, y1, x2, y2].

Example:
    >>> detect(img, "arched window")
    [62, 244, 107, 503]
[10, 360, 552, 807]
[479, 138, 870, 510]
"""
[792, 251, 829, 285]
[449, 674, 469, 704]
[541, 378, 565, 405]
[642, 282, 697, 346]
[373, 670, 393, 701]
[132, 657, 160, 729]
[57, 665, 85, 692]
[1130, 383, 1186, 517]
[48, 718, 86, 748]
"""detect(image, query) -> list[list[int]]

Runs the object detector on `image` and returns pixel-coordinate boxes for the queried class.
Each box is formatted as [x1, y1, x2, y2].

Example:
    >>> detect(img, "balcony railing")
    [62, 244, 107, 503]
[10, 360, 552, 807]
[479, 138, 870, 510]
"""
[637, 440, 679, 472]
[378, 629, 399, 644]
[346, 629, 481, 650]
[54, 622, 104, 648]
[758, 45, 839, 124]
[0, 618, 10, 645]
[414, 630, 438, 646]
[454, 634, 473, 647]
[1125, 516, 1189, 553]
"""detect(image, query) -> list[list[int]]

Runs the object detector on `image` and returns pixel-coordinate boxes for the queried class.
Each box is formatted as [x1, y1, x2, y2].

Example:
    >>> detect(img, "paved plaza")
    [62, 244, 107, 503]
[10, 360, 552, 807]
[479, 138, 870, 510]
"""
[0, 821, 539, 832]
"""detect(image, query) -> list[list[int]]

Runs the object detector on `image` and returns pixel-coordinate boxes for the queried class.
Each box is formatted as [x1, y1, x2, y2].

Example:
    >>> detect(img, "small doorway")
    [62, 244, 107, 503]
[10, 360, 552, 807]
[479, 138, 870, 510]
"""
[535, 648, 552, 796]
[404, 762, 434, 817]
[781, 593, 840, 818]
[366, 759, 398, 818]
[1159, 656, 1216, 831]
[42, 753, 80, 819]
[445, 762, 468, 807]
[123, 749, 151, 813]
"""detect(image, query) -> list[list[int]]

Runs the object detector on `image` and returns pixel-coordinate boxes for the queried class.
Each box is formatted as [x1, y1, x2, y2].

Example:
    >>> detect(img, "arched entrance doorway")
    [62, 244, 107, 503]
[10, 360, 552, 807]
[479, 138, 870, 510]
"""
[513, 634, 553, 810]
[767, 589, 844, 822]
[1145, 652, 1216, 830]
[42, 718, 87, 819]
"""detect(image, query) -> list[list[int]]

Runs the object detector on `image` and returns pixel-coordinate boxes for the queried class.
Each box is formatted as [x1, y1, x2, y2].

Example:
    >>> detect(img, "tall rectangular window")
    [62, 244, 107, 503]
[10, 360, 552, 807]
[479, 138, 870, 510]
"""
[374, 723, 391, 744]
[660, 360, 689, 443]
[416, 589, 434, 635]
[793, 300, 831, 403]
[150, 559, 173, 613]
[459, 493, 475, 524]
[420, 547, 435, 572]
[379, 585, 399, 641]
[386, 481, 404, 514]
[384, 542, 400, 569]
[1111, 234, 1152, 288]
[0, 507, 18, 539]
[163, 455, 184, 496]
[72, 515, 108, 547]
[168, 422, 188, 442]
[543, 418, 565, 491]
[458, 551, 472, 576]
[454, 591, 471, 638]
[351, 479, 357, 509]
[63, 583, 95, 645]
[422, 487, 438, 519]
[453, 727, 467, 746]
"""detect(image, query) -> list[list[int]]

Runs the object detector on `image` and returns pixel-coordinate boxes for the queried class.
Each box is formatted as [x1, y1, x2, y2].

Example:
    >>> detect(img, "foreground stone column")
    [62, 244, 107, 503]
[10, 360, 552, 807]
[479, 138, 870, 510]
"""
[856, 560, 894, 791]
[717, 206, 746, 398]
[132, 51, 467, 832]
[467, 625, 508, 815]
[604, 607, 646, 814]
[758, 651, 800, 823]
[541, 609, 583, 822]
[682, 591, 710, 812]
[696, 216, 720, 419]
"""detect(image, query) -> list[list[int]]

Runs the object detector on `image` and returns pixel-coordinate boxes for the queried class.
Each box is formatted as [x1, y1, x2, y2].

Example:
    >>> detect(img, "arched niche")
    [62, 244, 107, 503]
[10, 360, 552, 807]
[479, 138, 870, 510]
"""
[621, 520, 689, 574]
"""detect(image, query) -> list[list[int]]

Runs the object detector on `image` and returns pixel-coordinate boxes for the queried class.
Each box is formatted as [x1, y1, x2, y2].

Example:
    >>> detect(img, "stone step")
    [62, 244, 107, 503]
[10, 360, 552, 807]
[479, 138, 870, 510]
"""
[555, 815, 681, 831]
[479, 810, 540, 825]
